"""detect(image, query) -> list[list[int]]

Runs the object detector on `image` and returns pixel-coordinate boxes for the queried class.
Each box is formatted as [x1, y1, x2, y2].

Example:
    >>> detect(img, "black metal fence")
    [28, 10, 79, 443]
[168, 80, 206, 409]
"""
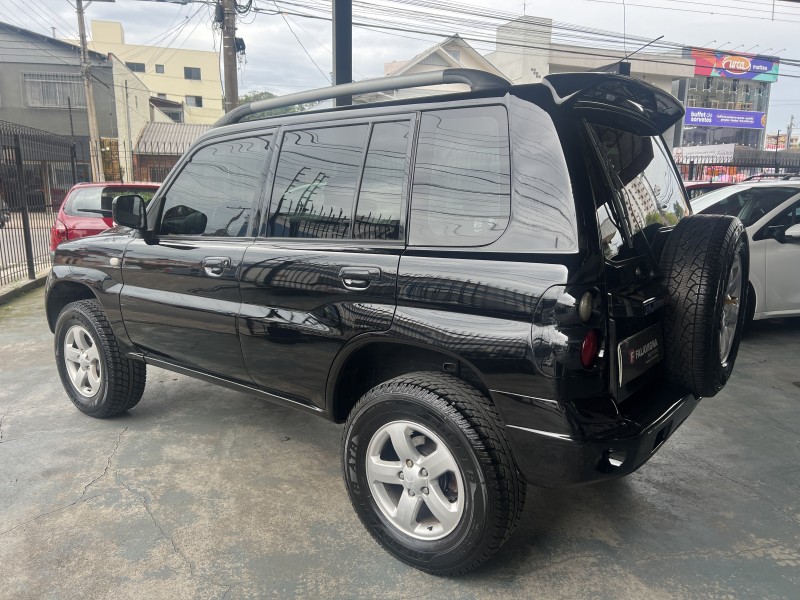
[676, 151, 800, 182]
[0, 121, 78, 287]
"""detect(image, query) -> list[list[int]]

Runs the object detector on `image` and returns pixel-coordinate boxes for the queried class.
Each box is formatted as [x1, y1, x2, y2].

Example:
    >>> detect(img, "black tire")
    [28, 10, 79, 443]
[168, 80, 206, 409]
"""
[659, 215, 749, 398]
[54, 299, 146, 418]
[342, 372, 525, 575]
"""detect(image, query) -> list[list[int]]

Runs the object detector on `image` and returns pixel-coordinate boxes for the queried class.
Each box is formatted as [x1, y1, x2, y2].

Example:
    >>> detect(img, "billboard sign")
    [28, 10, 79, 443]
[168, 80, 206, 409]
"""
[691, 49, 779, 82]
[684, 108, 767, 129]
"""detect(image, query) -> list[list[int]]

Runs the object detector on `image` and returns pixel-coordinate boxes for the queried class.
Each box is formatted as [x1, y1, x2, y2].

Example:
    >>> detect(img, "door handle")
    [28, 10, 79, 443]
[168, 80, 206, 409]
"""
[202, 256, 231, 277]
[339, 267, 381, 290]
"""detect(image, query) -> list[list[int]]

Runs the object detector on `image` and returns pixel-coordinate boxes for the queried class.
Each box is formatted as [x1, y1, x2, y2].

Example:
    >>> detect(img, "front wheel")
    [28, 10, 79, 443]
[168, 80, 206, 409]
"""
[54, 299, 146, 418]
[342, 372, 525, 575]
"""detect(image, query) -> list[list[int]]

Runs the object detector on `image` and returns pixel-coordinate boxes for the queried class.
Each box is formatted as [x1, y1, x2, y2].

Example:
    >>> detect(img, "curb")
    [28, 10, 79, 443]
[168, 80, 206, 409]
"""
[0, 269, 50, 305]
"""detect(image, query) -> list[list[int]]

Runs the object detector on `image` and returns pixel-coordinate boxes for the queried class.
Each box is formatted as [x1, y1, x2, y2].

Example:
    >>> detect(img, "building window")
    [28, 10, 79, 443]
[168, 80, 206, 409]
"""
[156, 93, 167, 99]
[155, 64, 164, 74]
[184, 67, 201, 80]
[126, 62, 146, 73]
[185, 95, 203, 108]
[23, 73, 85, 109]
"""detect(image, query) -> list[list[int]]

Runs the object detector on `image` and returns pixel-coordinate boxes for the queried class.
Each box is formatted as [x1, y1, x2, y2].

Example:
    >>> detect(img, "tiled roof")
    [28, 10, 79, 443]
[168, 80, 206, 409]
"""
[134, 121, 210, 155]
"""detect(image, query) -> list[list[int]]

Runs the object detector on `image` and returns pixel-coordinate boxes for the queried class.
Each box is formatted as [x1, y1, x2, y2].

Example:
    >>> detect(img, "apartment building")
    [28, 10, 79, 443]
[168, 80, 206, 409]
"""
[68, 20, 222, 124]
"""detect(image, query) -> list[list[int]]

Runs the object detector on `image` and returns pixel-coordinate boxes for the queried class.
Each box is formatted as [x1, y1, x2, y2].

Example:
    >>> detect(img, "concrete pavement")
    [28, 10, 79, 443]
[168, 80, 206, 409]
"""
[1, 287, 798, 599]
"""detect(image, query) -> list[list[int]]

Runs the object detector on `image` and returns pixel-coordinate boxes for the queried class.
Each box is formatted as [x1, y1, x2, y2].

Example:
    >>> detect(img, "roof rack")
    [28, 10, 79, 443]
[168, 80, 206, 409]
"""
[744, 172, 800, 181]
[214, 68, 511, 127]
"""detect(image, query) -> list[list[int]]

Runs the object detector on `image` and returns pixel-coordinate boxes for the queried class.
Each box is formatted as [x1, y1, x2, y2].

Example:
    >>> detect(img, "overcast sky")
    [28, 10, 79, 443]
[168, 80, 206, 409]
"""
[11, 0, 800, 133]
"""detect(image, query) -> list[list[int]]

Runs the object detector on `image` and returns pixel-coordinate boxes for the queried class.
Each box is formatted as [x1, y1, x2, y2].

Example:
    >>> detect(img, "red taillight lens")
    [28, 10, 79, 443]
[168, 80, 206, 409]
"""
[50, 220, 68, 251]
[580, 329, 601, 369]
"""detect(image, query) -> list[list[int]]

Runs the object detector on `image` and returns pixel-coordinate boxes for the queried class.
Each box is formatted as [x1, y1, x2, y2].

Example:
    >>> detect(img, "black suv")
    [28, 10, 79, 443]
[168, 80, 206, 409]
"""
[45, 69, 749, 575]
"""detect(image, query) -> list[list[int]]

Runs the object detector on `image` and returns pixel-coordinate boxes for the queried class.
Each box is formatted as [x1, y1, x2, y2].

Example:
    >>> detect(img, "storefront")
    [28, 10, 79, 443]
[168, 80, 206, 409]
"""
[674, 49, 779, 148]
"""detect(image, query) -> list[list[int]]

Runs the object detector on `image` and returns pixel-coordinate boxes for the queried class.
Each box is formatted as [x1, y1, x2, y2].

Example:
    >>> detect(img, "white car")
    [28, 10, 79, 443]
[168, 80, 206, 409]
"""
[692, 180, 800, 321]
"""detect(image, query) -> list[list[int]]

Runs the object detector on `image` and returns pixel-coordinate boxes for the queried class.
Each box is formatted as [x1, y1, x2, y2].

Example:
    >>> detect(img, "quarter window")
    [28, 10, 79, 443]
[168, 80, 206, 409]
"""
[410, 106, 511, 246]
[159, 136, 271, 237]
[354, 121, 410, 240]
[267, 124, 368, 238]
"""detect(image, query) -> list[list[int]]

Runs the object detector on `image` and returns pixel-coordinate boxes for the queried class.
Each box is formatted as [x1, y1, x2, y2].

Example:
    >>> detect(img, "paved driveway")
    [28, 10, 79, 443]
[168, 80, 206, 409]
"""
[1, 288, 799, 599]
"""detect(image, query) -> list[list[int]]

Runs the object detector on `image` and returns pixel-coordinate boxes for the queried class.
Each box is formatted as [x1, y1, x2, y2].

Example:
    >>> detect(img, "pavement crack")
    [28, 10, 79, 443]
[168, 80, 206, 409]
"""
[76, 427, 128, 503]
[118, 477, 197, 576]
[0, 425, 128, 537]
[0, 393, 29, 442]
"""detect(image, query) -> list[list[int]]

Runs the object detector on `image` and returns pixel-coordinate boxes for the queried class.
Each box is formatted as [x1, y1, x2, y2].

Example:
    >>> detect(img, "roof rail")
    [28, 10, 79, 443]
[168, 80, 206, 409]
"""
[214, 68, 511, 127]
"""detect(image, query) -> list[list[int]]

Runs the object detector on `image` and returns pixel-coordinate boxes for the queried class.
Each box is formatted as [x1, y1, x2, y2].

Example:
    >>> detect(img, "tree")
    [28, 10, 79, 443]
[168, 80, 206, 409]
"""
[238, 90, 315, 120]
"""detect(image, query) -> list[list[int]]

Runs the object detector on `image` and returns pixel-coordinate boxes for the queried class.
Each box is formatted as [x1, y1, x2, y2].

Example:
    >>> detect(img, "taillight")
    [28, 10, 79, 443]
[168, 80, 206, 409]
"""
[580, 329, 601, 369]
[50, 219, 68, 251]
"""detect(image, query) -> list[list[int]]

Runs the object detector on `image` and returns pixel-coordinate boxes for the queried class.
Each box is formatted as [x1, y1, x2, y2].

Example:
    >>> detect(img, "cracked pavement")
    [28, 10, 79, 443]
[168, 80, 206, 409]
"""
[1, 288, 799, 599]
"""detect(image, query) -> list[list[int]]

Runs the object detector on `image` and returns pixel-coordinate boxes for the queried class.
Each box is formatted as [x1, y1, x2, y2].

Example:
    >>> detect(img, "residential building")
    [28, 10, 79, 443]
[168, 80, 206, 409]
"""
[110, 55, 174, 182]
[133, 121, 210, 182]
[0, 21, 116, 180]
[67, 20, 223, 124]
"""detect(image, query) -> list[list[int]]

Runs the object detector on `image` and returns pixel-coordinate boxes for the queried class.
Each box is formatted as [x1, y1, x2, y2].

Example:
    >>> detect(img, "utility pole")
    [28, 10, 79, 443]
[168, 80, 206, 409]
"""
[221, 0, 238, 113]
[787, 115, 795, 150]
[332, 0, 353, 106]
[76, 0, 104, 182]
[124, 80, 133, 183]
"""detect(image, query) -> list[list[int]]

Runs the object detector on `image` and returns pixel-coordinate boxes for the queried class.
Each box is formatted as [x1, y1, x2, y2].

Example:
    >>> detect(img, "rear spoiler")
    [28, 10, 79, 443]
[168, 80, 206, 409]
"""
[543, 73, 684, 136]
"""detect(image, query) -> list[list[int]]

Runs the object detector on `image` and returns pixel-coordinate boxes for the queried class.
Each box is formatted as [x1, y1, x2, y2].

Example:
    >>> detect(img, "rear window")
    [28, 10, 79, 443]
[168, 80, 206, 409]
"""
[589, 124, 688, 258]
[693, 186, 799, 227]
[63, 187, 157, 217]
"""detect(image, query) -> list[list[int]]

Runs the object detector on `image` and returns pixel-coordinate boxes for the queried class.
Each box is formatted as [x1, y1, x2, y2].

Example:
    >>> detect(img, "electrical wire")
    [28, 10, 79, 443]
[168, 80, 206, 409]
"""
[271, 0, 331, 83]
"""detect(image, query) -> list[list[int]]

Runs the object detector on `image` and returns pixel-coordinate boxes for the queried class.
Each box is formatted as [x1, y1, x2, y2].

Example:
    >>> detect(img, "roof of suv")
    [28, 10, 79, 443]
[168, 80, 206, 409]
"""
[210, 69, 684, 139]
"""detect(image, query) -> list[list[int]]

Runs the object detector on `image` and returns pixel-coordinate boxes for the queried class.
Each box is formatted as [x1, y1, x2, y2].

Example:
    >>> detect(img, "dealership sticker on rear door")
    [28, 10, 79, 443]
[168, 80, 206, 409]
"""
[617, 324, 664, 386]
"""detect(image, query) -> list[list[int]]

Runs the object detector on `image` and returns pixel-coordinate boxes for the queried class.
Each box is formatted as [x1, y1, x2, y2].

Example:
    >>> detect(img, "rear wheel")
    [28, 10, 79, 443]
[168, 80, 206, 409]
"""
[659, 215, 749, 397]
[342, 372, 525, 575]
[55, 299, 146, 418]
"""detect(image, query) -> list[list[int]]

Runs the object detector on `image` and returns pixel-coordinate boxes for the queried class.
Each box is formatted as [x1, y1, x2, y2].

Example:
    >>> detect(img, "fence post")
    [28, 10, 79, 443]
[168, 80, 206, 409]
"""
[13, 134, 36, 280]
[70, 142, 78, 185]
[688, 160, 695, 180]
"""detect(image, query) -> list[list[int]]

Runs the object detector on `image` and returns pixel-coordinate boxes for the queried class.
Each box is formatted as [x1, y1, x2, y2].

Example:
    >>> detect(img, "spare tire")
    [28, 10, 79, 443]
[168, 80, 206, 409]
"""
[659, 214, 749, 398]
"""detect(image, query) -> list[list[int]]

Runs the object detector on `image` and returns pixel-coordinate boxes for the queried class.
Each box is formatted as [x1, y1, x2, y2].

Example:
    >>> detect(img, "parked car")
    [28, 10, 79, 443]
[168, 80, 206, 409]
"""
[692, 180, 800, 321]
[49, 182, 159, 254]
[683, 180, 734, 199]
[45, 70, 748, 575]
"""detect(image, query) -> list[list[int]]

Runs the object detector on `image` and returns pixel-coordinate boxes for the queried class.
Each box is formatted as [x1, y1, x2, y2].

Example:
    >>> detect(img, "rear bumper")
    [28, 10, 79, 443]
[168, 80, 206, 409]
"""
[494, 383, 700, 488]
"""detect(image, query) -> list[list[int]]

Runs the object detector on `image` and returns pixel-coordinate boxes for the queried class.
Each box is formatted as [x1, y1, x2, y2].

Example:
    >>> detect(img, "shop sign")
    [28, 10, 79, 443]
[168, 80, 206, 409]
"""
[691, 49, 779, 82]
[684, 108, 767, 129]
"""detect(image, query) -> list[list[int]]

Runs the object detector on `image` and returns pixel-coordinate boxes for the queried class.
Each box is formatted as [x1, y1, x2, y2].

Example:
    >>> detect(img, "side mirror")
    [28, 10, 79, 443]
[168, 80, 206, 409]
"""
[112, 194, 146, 230]
[785, 223, 800, 241]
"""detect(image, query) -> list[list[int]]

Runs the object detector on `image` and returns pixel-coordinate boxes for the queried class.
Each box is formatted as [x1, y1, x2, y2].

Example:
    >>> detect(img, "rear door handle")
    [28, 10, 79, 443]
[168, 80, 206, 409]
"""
[202, 256, 231, 277]
[339, 267, 381, 290]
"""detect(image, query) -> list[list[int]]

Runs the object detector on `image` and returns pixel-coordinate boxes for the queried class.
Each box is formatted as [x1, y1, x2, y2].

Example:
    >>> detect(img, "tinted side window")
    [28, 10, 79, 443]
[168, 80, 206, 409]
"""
[354, 121, 410, 240]
[267, 124, 368, 238]
[410, 106, 510, 247]
[159, 136, 270, 236]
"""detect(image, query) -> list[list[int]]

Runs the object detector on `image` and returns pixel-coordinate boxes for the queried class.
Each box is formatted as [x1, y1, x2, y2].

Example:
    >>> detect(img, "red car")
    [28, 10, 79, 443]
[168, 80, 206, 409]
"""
[683, 180, 734, 199]
[50, 182, 159, 254]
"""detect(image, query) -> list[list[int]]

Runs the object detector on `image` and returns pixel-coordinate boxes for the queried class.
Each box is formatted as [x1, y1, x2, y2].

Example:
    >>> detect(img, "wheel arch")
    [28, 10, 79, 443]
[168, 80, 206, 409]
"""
[326, 336, 492, 423]
[46, 281, 97, 332]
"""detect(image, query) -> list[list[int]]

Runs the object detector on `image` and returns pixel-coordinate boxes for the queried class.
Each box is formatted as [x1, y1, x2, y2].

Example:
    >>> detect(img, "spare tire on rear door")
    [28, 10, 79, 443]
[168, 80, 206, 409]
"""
[659, 214, 749, 398]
